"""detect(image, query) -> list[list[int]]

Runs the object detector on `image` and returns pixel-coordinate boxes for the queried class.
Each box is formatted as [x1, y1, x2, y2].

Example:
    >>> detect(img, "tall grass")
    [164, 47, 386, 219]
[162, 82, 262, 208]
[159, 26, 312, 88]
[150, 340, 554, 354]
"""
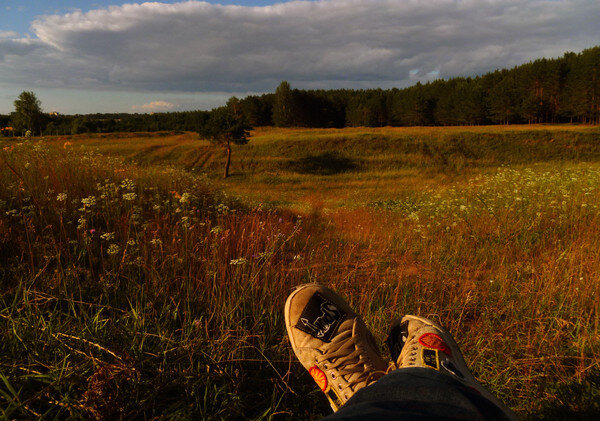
[1, 128, 600, 419]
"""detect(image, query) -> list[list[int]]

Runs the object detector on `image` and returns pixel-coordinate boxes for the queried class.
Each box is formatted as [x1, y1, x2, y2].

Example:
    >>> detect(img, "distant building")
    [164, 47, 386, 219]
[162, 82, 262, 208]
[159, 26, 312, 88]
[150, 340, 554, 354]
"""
[49, 111, 60, 116]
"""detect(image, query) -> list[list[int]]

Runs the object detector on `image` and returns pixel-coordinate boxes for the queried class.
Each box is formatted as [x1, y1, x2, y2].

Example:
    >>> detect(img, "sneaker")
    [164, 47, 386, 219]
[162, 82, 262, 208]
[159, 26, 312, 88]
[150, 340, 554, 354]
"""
[284, 284, 388, 412]
[386, 315, 518, 420]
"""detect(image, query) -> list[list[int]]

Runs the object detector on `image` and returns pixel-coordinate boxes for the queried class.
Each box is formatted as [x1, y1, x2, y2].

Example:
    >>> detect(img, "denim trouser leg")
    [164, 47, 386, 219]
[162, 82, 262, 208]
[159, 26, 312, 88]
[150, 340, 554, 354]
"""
[321, 368, 514, 421]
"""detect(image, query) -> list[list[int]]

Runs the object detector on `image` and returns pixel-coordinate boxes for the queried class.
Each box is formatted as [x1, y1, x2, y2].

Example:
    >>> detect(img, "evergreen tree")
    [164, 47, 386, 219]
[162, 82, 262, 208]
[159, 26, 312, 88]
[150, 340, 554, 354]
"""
[488, 71, 519, 124]
[272, 81, 296, 127]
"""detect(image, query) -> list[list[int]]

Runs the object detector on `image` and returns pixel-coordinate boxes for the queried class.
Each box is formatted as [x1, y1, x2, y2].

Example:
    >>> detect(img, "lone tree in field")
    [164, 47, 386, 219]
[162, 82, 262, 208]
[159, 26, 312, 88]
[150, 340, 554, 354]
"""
[199, 102, 250, 178]
[12, 91, 43, 135]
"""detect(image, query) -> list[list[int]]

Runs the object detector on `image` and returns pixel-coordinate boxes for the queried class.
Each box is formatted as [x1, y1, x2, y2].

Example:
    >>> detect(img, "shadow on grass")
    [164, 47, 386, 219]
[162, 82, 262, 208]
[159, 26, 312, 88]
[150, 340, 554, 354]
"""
[286, 151, 360, 175]
[528, 368, 600, 420]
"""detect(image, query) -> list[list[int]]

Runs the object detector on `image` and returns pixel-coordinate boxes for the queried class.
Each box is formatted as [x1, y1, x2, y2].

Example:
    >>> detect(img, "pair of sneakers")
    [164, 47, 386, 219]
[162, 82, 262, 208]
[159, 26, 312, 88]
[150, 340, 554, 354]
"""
[284, 283, 514, 416]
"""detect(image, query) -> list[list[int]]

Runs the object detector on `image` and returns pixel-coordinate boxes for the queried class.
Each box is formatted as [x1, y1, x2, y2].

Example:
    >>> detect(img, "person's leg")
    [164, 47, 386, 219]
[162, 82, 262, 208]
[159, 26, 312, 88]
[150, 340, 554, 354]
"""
[322, 367, 513, 420]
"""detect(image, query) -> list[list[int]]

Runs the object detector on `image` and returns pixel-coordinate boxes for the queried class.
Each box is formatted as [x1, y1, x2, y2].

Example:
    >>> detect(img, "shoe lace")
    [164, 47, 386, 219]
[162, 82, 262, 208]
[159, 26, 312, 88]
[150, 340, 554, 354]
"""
[315, 325, 378, 393]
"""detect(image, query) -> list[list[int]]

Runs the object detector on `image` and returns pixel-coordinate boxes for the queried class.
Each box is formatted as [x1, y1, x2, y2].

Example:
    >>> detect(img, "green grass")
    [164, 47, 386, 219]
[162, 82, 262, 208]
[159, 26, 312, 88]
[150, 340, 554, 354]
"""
[45, 125, 600, 212]
[1, 125, 600, 419]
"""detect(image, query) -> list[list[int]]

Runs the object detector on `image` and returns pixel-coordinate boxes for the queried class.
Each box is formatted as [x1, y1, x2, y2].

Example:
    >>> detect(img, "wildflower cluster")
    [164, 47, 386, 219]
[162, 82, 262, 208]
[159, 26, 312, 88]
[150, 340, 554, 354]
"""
[80, 195, 96, 208]
[0, 142, 236, 275]
[375, 165, 600, 225]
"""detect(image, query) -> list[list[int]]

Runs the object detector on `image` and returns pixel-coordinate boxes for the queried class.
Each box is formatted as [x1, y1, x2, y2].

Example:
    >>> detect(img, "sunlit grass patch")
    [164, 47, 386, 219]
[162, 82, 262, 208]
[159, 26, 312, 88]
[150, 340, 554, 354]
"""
[1, 127, 600, 419]
[373, 163, 600, 219]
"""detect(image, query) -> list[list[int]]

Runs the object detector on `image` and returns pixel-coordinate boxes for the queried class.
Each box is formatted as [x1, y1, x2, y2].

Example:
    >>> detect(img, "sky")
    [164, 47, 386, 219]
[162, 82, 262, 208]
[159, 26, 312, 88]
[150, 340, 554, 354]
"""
[0, 0, 599, 114]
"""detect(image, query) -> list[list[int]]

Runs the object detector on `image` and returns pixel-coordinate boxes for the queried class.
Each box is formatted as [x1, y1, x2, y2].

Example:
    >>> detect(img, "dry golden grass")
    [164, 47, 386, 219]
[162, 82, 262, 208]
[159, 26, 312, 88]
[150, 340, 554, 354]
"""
[250, 124, 600, 143]
[1, 125, 599, 419]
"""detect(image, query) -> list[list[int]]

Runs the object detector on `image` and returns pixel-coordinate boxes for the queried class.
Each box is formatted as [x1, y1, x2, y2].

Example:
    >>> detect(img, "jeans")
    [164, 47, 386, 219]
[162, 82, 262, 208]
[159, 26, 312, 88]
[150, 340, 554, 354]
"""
[322, 368, 515, 421]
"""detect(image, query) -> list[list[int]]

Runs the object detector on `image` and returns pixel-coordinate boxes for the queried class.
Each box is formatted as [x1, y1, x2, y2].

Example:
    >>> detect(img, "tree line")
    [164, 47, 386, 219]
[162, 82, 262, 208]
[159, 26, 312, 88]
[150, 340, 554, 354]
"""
[0, 108, 212, 137]
[263, 46, 600, 127]
[1, 46, 599, 137]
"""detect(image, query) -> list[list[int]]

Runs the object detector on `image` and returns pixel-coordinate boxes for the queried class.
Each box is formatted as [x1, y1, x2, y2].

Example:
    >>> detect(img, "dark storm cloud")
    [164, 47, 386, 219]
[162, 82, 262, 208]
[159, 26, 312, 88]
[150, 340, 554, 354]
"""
[1, 0, 599, 92]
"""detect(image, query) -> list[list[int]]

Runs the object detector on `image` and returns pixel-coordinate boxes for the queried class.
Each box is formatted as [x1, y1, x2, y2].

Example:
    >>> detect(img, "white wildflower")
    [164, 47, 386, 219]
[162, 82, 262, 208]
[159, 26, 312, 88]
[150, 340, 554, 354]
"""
[101, 232, 115, 241]
[81, 196, 96, 207]
[121, 178, 135, 190]
[107, 244, 120, 255]
[179, 192, 191, 204]
[230, 258, 247, 266]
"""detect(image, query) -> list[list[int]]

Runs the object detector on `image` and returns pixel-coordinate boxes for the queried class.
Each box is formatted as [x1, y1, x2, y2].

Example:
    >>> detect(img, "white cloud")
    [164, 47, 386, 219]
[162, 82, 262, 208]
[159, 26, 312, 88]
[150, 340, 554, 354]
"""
[0, 31, 19, 39]
[0, 0, 599, 94]
[132, 100, 177, 111]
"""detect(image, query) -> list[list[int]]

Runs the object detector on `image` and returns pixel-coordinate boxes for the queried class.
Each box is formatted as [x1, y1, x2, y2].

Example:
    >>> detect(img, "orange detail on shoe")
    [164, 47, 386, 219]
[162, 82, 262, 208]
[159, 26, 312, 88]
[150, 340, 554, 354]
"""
[309, 366, 328, 391]
[418, 333, 452, 356]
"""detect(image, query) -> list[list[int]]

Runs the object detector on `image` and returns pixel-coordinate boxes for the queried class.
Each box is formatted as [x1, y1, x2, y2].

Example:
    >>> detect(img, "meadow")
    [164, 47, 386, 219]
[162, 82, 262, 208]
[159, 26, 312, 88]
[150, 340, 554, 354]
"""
[1, 125, 600, 419]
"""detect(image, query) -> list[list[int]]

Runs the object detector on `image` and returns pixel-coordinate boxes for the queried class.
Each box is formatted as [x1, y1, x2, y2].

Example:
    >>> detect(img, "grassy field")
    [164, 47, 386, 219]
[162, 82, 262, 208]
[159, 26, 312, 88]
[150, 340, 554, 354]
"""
[1, 125, 600, 419]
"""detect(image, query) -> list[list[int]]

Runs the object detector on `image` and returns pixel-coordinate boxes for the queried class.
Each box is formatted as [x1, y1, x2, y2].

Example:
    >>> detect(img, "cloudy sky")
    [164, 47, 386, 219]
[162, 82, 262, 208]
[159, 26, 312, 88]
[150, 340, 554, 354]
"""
[0, 0, 599, 114]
